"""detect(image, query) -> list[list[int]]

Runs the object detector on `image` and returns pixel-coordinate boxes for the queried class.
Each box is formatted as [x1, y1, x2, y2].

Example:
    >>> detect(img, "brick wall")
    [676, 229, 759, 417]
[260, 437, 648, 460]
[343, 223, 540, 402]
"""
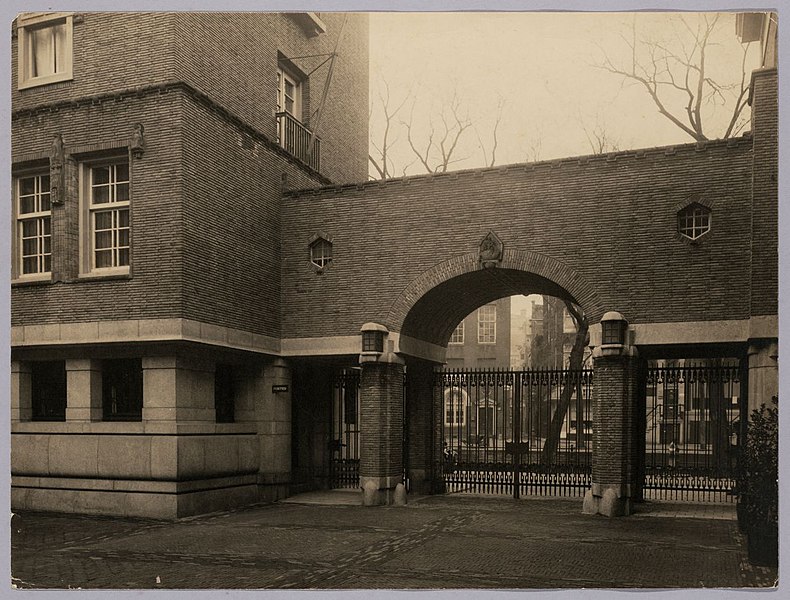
[12, 13, 178, 113]
[179, 93, 325, 337]
[172, 12, 369, 183]
[11, 92, 184, 326]
[282, 139, 756, 343]
[749, 69, 778, 317]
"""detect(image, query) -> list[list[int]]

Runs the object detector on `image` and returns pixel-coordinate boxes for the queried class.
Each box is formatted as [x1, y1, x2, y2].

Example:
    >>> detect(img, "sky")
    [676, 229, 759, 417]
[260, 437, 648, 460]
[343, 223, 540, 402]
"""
[368, 11, 761, 176]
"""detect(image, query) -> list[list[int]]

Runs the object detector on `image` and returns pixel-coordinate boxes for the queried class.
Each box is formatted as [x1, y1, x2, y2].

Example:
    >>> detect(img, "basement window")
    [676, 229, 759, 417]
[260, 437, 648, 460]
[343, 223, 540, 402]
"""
[678, 203, 711, 241]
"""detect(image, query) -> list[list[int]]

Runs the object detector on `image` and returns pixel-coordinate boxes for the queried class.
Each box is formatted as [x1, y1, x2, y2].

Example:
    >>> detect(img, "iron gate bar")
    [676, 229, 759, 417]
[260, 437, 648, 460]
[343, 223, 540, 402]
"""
[643, 361, 743, 503]
[436, 367, 593, 499]
[330, 369, 361, 489]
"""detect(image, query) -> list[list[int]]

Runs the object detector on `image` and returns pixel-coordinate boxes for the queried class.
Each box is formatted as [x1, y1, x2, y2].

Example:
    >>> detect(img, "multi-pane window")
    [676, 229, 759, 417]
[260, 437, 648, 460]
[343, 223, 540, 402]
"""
[444, 390, 466, 426]
[310, 238, 332, 268]
[277, 68, 301, 118]
[102, 358, 143, 421]
[215, 364, 236, 424]
[678, 204, 711, 240]
[449, 321, 464, 344]
[478, 303, 497, 344]
[16, 174, 52, 277]
[31, 361, 66, 422]
[17, 14, 73, 89]
[89, 162, 130, 271]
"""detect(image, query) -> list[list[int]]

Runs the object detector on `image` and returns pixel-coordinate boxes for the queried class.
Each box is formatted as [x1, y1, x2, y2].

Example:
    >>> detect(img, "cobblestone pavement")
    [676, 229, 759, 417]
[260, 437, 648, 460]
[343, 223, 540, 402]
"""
[10, 494, 779, 590]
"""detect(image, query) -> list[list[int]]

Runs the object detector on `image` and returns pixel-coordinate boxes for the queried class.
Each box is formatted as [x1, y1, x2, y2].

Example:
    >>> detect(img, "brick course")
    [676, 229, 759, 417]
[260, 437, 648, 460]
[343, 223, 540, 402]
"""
[282, 139, 760, 344]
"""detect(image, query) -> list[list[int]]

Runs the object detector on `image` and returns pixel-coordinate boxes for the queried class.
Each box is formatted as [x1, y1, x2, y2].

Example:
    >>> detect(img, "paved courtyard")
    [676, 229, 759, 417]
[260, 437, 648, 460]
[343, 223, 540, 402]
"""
[10, 492, 779, 590]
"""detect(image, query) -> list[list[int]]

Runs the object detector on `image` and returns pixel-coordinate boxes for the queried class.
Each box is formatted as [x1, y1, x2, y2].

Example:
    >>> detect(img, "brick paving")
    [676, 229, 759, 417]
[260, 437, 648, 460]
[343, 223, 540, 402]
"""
[10, 494, 779, 590]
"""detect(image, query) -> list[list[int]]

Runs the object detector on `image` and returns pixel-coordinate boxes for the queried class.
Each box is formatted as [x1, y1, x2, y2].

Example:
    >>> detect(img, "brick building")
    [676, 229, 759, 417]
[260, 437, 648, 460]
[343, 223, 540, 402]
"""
[11, 12, 778, 518]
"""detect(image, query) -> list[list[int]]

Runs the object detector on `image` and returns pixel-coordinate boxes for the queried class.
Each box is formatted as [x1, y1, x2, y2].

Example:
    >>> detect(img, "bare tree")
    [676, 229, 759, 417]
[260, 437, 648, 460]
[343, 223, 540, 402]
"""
[597, 13, 753, 141]
[402, 90, 473, 173]
[580, 113, 621, 154]
[475, 97, 504, 167]
[541, 301, 589, 465]
[368, 79, 410, 180]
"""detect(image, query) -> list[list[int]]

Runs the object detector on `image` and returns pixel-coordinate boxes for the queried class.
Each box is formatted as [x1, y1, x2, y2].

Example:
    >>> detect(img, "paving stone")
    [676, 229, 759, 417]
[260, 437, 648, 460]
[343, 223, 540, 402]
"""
[10, 495, 779, 590]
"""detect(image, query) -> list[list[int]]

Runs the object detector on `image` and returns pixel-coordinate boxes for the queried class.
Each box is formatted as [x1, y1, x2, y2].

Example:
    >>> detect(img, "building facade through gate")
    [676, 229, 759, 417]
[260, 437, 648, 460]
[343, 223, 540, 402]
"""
[10, 12, 778, 518]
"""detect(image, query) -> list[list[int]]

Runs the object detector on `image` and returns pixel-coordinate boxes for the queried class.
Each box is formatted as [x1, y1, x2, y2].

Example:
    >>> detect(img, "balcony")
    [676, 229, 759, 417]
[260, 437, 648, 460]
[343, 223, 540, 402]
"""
[276, 112, 321, 172]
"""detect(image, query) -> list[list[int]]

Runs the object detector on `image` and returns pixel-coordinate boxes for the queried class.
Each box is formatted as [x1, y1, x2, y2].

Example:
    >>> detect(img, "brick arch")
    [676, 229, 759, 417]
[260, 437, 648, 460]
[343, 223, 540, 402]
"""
[384, 249, 605, 346]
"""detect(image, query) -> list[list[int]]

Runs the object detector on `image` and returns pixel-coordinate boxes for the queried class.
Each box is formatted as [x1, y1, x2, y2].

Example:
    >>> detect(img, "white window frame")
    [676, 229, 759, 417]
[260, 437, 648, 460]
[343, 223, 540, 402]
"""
[277, 67, 302, 120]
[17, 13, 74, 90]
[448, 321, 464, 345]
[309, 237, 332, 269]
[13, 171, 53, 281]
[678, 204, 712, 240]
[444, 388, 467, 427]
[478, 303, 497, 344]
[79, 158, 131, 276]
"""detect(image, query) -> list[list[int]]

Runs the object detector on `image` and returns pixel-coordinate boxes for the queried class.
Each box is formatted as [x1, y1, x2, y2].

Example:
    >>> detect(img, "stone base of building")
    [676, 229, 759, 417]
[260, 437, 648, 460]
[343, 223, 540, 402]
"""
[11, 475, 261, 520]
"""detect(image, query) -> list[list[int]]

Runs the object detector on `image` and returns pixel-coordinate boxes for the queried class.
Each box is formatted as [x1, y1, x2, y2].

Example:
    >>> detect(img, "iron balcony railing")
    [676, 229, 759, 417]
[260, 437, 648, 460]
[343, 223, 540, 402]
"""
[276, 111, 321, 172]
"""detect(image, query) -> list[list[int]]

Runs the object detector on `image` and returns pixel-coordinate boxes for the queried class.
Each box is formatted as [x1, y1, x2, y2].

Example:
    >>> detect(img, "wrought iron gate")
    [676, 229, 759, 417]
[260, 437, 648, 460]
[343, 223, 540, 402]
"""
[436, 368, 593, 498]
[643, 360, 746, 502]
[330, 369, 360, 489]
[330, 369, 409, 490]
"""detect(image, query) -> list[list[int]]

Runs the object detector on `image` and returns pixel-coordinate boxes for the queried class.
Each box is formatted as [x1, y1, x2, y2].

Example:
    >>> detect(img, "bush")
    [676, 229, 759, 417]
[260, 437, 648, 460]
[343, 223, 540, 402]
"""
[739, 398, 778, 566]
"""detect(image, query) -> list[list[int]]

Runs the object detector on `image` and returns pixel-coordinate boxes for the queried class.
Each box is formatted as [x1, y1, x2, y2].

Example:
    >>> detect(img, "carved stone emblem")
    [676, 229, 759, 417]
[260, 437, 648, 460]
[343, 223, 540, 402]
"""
[479, 230, 503, 268]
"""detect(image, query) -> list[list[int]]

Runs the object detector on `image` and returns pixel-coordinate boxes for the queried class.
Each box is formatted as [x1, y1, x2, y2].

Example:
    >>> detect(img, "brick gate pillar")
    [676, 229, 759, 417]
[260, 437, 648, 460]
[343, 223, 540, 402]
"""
[359, 323, 405, 506]
[584, 312, 642, 517]
[405, 357, 441, 494]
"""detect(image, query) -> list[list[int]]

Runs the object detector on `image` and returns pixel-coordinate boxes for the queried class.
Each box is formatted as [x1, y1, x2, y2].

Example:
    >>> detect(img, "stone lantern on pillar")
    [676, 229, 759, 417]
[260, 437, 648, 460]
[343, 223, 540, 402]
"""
[583, 310, 642, 517]
[357, 322, 407, 506]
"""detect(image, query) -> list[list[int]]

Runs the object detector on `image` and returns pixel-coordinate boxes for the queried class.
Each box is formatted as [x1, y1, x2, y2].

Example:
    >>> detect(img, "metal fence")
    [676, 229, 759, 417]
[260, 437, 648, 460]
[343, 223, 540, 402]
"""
[643, 361, 746, 503]
[435, 368, 594, 498]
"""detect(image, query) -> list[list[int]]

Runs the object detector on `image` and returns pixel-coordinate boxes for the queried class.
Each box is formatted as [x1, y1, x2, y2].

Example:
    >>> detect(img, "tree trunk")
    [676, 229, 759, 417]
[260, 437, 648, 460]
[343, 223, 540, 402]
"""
[541, 303, 589, 465]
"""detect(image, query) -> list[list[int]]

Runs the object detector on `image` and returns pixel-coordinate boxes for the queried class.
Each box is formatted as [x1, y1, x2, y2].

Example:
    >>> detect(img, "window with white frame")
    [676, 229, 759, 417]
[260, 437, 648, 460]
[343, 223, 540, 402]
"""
[14, 173, 52, 279]
[83, 161, 130, 273]
[678, 203, 711, 240]
[449, 321, 464, 344]
[478, 303, 497, 344]
[444, 388, 466, 426]
[17, 13, 74, 90]
[309, 237, 332, 269]
[277, 67, 302, 119]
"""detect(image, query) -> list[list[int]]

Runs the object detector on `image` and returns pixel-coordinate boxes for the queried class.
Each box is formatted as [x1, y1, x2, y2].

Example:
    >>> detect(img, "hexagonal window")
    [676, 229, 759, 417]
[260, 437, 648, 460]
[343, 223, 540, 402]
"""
[309, 236, 332, 269]
[678, 203, 711, 240]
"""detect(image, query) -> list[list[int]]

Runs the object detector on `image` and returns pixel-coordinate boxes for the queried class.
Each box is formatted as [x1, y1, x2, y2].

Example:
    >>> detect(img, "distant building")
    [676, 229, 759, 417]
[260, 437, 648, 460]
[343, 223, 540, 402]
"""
[444, 297, 512, 369]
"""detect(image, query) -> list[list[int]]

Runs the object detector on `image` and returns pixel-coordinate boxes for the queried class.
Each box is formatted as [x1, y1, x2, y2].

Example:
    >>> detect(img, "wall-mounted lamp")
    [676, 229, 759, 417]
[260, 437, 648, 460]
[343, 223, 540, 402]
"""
[360, 322, 388, 356]
[600, 311, 629, 347]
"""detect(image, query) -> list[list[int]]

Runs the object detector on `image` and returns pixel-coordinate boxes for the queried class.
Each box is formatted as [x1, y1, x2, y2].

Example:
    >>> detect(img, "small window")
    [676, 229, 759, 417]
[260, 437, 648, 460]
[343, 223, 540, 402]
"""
[17, 13, 74, 90]
[31, 361, 66, 421]
[14, 173, 52, 279]
[102, 358, 143, 421]
[478, 303, 497, 344]
[215, 364, 235, 423]
[82, 160, 131, 274]
[678, 203, 711, 240]
[449, 321, 464, 344]
[310, 237, 332, 269]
